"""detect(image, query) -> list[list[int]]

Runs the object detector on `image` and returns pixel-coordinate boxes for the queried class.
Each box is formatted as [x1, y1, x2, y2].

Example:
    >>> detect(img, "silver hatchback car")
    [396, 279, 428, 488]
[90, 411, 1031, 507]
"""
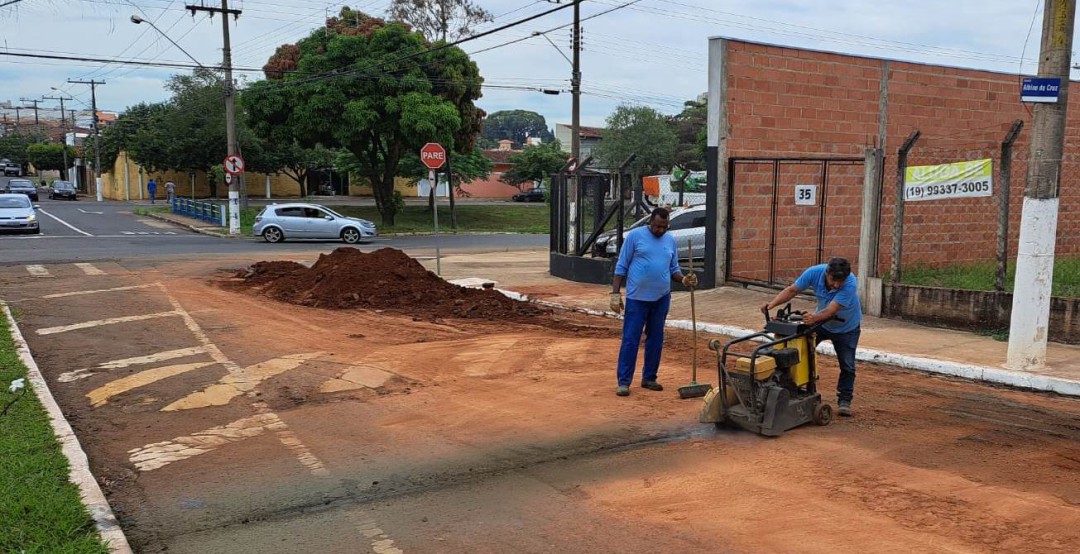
[253, 203, 377, 244]
[0, 193, 40, 234]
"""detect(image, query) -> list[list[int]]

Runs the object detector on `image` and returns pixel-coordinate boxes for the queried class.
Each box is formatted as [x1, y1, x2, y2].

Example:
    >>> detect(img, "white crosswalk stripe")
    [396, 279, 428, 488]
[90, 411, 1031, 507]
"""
[74, 263, 106, 276]
[26, 265, 51, 278]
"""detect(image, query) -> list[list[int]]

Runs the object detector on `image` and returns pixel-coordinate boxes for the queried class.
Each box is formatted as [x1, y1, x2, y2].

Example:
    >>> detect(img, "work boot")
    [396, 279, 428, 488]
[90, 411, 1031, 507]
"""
[837, 401, 852, 417]
[640, 381, 664, 391]
[616, 385, 630, 397]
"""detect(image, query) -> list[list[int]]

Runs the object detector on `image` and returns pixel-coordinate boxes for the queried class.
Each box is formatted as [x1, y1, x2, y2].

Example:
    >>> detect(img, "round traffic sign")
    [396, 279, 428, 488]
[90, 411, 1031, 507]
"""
[223, 154, 246, 175]
[420, 143, 447, 170]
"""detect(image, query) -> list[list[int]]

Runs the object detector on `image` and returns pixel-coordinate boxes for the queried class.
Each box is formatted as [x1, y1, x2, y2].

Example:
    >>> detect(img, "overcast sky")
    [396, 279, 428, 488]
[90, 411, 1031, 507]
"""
[0, 0, 1058, 129]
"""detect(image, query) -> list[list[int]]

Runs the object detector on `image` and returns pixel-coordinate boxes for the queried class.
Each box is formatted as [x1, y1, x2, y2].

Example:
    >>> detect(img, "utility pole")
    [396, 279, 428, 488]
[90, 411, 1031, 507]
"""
[68, 79, 105, 202]
[19, 98, 40, 125]
[1007, 0, 1076, 370]
[43, 94, 72, 180]
[570, 0, 581, 252]
[187, 0, 242, 235]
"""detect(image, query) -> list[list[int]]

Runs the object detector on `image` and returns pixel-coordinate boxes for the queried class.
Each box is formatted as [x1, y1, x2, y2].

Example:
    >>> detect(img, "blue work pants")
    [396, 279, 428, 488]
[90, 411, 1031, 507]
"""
[617, 294, 671, 386]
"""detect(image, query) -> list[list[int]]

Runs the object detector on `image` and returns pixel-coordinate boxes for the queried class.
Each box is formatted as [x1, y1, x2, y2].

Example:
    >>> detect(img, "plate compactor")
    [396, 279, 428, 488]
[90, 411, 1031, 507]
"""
[699, 305, 836, 437]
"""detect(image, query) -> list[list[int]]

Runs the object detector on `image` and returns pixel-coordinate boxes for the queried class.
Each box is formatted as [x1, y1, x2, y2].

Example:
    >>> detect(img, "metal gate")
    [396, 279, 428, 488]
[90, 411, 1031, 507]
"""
[727, 157, 865, 287]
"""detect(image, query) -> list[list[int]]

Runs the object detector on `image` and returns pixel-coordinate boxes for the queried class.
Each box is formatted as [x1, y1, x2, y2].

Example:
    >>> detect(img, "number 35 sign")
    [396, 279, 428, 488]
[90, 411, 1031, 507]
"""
[795, 184, 817, 206]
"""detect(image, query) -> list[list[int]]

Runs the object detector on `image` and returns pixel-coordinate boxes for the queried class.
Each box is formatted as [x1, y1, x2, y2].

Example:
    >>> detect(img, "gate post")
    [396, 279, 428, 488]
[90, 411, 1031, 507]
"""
[858, 147, 884, 315]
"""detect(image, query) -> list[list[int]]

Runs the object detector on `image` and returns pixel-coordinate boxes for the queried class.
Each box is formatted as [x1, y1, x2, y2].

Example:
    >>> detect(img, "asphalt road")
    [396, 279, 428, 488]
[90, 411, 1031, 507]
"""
[1, 177, 547, 266]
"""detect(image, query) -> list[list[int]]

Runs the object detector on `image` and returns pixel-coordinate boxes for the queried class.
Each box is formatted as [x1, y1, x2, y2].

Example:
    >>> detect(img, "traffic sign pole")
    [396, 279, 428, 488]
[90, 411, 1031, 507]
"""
[430, 169, 441, 275]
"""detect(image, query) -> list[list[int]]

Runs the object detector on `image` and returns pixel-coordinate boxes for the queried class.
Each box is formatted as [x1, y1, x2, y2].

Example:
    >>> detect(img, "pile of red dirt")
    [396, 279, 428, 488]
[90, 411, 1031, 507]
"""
[233, 247, 548, 320]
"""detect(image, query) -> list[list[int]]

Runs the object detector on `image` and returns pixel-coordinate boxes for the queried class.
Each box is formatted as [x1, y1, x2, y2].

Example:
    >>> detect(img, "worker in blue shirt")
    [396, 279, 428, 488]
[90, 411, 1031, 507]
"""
[610, 208, 697, 397]
[761, 257, 862, 416]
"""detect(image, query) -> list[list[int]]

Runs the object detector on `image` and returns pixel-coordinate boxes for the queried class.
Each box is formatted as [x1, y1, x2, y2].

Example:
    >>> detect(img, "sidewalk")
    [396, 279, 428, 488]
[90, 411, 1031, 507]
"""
[432, 250, 1080, 398]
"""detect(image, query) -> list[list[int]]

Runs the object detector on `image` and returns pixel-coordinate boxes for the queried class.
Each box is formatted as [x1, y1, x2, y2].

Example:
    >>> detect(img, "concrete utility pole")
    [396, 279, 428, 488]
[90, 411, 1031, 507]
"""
[187, 1, 242, 235]
[68, 79, 105, 202]
[1007, 0, 1076, 370]
[43, 94, 73, 180]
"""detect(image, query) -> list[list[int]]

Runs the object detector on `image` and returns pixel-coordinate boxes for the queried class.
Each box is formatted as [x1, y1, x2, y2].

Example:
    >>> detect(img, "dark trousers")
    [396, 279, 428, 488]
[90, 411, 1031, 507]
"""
[816, 326, 861, 403]
[616, 294, 671, 386]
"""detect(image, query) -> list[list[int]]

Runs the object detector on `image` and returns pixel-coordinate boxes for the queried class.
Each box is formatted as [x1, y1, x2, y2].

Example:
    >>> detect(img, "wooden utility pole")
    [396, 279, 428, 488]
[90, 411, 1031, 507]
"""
[187, 0, 242, 234]
[43, 94, 73, 180]
[1007, 0, 1076, 369]
[19, 98, 40, 126]
[67, 79, 105, 201]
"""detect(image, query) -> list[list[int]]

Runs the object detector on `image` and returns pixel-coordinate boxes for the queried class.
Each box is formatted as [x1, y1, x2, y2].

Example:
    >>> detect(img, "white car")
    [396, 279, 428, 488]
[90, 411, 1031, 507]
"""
[0, 193, 40, 234]
[594, 205, 707, 260]
[253, 203, 377, 244]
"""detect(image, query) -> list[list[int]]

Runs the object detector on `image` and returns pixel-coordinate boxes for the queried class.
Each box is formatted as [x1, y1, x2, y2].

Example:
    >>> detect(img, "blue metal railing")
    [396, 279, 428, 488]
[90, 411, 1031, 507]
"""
[172, 198, 225, 226]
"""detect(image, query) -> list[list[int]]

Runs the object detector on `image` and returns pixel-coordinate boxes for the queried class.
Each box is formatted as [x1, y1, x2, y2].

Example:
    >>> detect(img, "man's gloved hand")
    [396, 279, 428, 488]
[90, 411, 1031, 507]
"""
[609, 292, 624, 314]
[682, 272, 698, 288]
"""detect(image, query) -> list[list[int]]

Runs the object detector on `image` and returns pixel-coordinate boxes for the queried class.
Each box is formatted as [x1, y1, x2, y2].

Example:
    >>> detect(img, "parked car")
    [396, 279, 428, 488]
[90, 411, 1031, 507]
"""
[4, 179, 39, 201]
[592, 205, 707, 261]
[512, 188, 546, 202]
[3, 162, 21, 176]
[49, 180, 78, 200]
[0, 193, 40, 234]
[253, 203, 377, 244]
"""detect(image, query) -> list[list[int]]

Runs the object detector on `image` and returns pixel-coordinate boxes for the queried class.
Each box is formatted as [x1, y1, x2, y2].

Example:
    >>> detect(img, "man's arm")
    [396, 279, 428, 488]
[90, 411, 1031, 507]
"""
[762, 284, 800, 315]
[612, 274, 624, 294]
[804, 300, 842, 325]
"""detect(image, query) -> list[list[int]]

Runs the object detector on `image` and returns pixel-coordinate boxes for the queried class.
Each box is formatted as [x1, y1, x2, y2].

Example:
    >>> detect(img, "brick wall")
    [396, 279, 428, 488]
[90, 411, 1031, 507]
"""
[721, 39, 1080, 279]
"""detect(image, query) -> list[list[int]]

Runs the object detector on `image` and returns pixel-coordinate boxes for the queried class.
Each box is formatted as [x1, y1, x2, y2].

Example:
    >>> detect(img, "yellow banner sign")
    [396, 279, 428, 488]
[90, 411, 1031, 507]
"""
[904, 158, 993, 202]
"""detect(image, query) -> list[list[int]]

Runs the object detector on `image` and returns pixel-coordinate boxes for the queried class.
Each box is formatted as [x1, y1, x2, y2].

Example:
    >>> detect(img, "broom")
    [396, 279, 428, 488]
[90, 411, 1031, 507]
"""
[678, 239, 711, 399]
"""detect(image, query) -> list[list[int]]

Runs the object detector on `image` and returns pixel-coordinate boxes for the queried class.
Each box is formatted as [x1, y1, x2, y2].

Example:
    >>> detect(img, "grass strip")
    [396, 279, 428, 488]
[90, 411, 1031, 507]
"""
[0, 308, 109, 553]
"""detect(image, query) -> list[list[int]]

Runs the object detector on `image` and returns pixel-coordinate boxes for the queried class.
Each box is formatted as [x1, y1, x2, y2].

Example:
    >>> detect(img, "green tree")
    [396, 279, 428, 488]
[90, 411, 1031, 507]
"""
[480, 110, 555, 149]
[244, 8, 484, 225]
[100, 102, 170, 173]
[0, 134, 35, 166]
[671, 96, 706, 171]
[594, 104, 677, 181]
[500, 140, 565, 190]
[398, 147, 491, 228]
[244, 138, 337, 198]
[389, 0, 493, 42]
[25, 143, 76, 174]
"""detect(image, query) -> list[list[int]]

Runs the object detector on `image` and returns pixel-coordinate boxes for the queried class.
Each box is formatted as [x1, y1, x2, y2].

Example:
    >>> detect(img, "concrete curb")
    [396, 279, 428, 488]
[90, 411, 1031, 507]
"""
[140, 211, 234, 239]
[494, 287, 1080, 398]
[0, 302, 133, 553]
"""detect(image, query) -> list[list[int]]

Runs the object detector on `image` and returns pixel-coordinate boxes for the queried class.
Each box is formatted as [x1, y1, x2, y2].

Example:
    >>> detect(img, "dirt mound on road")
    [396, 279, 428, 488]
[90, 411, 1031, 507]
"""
[233, 247, 548, 321]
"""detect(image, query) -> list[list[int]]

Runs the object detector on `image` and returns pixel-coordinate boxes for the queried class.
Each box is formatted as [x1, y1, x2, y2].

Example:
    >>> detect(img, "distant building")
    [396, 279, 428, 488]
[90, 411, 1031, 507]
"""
[555, 123, 605, 169]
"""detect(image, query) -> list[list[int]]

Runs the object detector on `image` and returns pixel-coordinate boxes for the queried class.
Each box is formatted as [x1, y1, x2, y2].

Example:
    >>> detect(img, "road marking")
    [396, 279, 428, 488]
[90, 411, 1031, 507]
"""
[26, 265, 51, 277]
[88, 362, 218, 407]
[77, 208, 104, 215]
[320, 363, 394, 393]
[128, 413, 287, 472]
[355, 519, 403, 554]
[59, 346, 207, 382]
[159, 284, 329, 476]
[35, 310, 181, 335]
[42, 283, 158, 299]
[74, 262, 106, 276]
[37, 208, 93, 236]
[163, 352, 325, 411]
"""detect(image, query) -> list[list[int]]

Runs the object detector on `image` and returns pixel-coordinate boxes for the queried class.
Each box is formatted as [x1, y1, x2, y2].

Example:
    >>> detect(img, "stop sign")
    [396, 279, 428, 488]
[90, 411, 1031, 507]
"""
[420, 142, 447, 170]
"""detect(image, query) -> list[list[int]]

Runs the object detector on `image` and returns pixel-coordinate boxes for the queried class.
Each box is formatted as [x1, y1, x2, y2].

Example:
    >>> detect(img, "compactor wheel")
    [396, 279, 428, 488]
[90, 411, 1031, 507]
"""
[813, 402, 833, 426]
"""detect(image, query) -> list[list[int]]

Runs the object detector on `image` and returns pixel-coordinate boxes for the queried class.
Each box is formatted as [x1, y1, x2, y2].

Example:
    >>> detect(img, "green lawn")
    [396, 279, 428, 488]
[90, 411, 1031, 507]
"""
[899, 257, 1080, 298]
[0, 311, 109, 553]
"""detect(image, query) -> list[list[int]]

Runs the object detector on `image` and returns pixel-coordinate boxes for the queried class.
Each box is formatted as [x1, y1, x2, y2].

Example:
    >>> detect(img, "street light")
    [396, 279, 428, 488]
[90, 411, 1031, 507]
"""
[532, 31, 573, 66]
[130, 14, 206, 69]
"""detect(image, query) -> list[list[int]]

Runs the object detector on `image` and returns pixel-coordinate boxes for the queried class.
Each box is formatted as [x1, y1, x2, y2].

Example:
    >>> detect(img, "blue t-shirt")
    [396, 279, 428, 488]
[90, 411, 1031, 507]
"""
[614, 226, 680, 301]
[793, 264, 862, 333]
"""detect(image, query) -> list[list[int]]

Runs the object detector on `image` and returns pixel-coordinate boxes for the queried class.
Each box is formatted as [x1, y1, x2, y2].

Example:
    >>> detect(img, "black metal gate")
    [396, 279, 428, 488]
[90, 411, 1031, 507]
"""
[727, 157, 865, 287]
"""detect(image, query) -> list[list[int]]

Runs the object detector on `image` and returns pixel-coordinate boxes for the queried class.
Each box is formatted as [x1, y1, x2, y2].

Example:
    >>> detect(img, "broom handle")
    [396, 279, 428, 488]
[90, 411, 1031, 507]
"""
[688, 239, 697, 382]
